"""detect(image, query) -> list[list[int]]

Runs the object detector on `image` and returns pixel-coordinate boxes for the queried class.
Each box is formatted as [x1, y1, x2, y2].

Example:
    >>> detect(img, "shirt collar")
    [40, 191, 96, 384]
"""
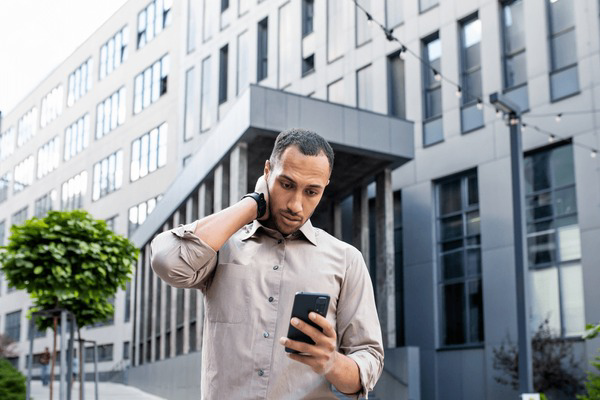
[240, 219, 317, 246]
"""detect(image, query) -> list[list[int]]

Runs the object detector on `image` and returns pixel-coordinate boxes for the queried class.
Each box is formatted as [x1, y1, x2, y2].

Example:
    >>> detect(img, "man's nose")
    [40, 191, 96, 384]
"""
[287, 191, 303, 214]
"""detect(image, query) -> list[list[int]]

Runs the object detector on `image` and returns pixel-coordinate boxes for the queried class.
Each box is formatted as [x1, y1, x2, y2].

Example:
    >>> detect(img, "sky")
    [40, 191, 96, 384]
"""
[0, 0, 129, 116]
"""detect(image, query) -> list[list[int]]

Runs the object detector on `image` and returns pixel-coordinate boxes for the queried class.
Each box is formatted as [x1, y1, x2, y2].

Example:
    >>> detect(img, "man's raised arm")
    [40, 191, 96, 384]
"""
[150, 177, 268, 289]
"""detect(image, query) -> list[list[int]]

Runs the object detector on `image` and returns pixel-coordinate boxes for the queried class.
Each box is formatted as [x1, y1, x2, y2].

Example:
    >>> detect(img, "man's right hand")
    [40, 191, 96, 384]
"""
[254, 175, 270, 221]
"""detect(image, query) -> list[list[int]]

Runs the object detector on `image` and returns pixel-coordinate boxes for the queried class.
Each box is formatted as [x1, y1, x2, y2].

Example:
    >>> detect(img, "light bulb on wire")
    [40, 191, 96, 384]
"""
[433, 69, 441, 82]
[555, 113, 562, 123]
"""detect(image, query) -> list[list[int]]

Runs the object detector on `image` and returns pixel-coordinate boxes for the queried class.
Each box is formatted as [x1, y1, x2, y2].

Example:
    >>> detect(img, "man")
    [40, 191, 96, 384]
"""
[39, 347, 50, 386]
[151, 129, 383, 399]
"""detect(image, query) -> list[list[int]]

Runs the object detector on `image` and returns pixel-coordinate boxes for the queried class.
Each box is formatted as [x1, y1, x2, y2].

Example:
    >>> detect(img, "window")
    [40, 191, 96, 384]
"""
[237, 31, 249, 95]
[279, 2, 293, 88]
[96, 87, 126, 139]
[92, 150, 123, 201]
[302, 54, 315, 76]
[386, 0, 402, 28]
[422, 33, 443, 146]
[28, 307, 46, 338]
[105, 215, 117, 231]
[302, 0, 314, 37]
[100, 25, 129, 80]
[525, 143, 584, 336]
[203, 0, 217, 42]
[34, 190, 57, 218]
[123, 341, 130, 360]
[17, 108, 37, 147]
[67, 58, 93, 107]
[137, 0, 172, 49]
[85, 344, 113, 363]
[0, 220, 5, 246]
[128, 195, 162, 236]
[388, 51, 406, 118]
[61, 171, 87, 210]
[37, 136, 60, 179]
[13, 155, 34, 193]
[436, 171, 483, 346]
[0, 126, 15, 161]
[5, 310, 21, 341]
[0, 172, 10, 204]
[64, 114, 90, 161]
[459, 16, 484, 133]
[547, 0, 578, 100]
[257, 18, 269, 81]
[327, 0, 347, 62]
[187, 0, 196, 53]
[12, 207, 28, 226]
[201, 57, 212, 132]
[130, 123, 167, 182]
[356, 65, 373, 111]
[184, 67, 196, 141]
[355, 0, 371, 47]
[327, 79, 345, 105]
[124, 281, 132, 322]
[221, 0, 229, 12]
[219, 45, 229, 104]
[40, 85, 63, 128]
[501, 0, 528, 111]
[420, 0, 438, 13]
[134, 55, 169, 114]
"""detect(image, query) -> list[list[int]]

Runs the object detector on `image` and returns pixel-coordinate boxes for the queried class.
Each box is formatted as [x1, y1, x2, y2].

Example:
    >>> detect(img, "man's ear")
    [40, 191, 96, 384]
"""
[264, 159, 271, 179]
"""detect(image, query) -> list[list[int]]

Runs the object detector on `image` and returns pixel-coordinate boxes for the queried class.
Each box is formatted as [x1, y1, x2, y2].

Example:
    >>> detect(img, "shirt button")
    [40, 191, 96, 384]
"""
[258, 369, 264, 377]
[263, 331, 269, 338]
[268, 296, 274, 302]
[273, 265, 279, 270]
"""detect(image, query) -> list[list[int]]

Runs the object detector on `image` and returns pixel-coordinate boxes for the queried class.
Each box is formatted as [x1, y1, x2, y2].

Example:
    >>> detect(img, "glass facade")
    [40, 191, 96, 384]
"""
[134, 55, 169, 114]
[459, 16, 483, 133]
[501, 0, 528, 111]
[128, 195, 162, 237]
[327, 79, 345, 105]
[219, 45, 229, 104]
[137, 0, 172, 49]
[237, 31, 249, 95]
[278, 2, 293, 88]
[388, 51, 406, 119]
[40, 85, 63, 128]
[257, 18, 268, 82]
[100, 26, 129, 79]
[184, 67, 196, 141]
[130, 123, 168, 182]
[355, 0, 371, 47]
[13, 155, 34, 193]
[5, 310, 21, 341]
[356, 64, 373, 111]
[525, 143, 584, 336]
[96, 88, 126, 139]
[92, 150, 124, 201]
[201, 56, 212, 132]
[67, 59, 93, 107]
[0, 126, 15, 161]
[437, 171, 483, 346]
[64, 114, 90, 161]
[61, 171, 87, 211]
[547, 0, 578, 100]
[34, 190, 57, 218]
[37, 136, 60, 179]
[327, 0, 346, 62]
[422, 33, 443, 146]
[17, 108, 37, 148]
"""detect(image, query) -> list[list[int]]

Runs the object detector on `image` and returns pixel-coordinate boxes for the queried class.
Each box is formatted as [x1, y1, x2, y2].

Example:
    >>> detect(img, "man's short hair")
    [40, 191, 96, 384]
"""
[269, 128, 334, 171]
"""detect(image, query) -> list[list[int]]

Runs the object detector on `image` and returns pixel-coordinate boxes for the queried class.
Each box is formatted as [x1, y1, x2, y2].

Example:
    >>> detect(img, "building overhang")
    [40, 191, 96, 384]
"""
[132, 84, 414, 247]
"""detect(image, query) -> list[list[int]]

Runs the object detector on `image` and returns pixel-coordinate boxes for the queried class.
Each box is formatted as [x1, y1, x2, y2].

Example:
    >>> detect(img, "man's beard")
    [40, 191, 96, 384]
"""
[263, 181, 301, 235]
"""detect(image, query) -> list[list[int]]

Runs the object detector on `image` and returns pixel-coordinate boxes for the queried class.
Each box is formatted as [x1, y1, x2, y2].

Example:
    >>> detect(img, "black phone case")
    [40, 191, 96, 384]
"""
[285, 292, 330, 354]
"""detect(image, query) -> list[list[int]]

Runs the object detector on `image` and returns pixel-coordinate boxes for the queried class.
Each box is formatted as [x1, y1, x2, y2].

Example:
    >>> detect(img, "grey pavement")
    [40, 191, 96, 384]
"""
[29, 380, 166, 400]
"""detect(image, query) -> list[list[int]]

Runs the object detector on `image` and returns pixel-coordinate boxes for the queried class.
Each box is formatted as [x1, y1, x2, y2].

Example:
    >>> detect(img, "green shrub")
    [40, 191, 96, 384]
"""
[578, 353, 600, 400]
[0, 358, 26, 400]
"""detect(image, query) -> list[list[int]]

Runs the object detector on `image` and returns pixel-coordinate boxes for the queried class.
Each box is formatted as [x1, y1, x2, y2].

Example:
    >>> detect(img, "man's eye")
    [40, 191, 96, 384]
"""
[307, 190, 318, 196]
[282, 182, 292, 189]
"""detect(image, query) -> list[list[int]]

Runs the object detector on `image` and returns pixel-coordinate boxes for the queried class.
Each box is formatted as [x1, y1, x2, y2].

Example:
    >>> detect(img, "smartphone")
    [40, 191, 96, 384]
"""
[285, 292, 331, 354]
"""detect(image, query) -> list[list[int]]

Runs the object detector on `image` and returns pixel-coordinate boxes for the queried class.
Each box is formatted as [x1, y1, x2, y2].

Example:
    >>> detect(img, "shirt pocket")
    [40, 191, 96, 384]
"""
[205, 263, 250, 324]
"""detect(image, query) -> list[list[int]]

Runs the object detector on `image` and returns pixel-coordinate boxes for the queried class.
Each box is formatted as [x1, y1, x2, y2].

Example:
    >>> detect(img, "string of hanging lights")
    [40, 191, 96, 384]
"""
[351, 0, 599, 158]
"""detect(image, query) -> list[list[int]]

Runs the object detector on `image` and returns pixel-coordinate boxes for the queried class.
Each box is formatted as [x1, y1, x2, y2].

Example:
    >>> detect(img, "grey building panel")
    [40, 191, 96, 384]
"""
[402, 182, 435, 266]
[403, 262, 436, 349]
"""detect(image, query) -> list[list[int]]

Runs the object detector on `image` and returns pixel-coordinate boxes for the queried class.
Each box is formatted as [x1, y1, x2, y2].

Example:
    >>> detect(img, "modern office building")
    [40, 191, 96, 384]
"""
[1, 0, 600, 399]
[0, 0, 180, 381]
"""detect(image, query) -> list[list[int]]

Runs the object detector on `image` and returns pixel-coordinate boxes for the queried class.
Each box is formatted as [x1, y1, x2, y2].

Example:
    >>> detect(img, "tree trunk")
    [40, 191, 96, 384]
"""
[50, 316, 58, 400]
[78, 328, 84, 400]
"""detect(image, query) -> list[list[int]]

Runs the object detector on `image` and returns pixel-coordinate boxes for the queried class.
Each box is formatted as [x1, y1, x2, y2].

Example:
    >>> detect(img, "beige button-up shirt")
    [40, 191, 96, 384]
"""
[151, 218, 384, 399]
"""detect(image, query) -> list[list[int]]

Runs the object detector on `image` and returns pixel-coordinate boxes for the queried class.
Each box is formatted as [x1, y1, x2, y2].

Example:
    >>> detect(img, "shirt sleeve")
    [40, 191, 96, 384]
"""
[335, 246, 384, 399]
[150, 220, 218, 291]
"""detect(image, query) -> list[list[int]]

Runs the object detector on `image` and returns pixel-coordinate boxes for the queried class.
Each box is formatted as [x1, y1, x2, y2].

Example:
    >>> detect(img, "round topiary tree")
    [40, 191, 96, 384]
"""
[0, 210, 138, 398]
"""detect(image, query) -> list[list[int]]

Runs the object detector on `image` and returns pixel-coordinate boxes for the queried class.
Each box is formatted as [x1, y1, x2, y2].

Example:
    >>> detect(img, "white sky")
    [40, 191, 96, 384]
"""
[0, 0, 129, 115]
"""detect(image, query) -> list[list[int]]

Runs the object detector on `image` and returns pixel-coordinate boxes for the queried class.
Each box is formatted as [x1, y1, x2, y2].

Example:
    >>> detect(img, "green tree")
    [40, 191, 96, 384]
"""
[0, 210, 138, 398]
[0, 358, 26, 400]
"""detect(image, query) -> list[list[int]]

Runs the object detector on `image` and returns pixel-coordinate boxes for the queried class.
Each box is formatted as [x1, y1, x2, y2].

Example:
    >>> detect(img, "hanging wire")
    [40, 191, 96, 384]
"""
[350, 0, 599, 158]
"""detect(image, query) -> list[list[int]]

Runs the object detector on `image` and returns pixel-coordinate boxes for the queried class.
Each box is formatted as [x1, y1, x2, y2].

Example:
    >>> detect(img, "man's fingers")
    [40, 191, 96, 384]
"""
[290, 317, 326, 344]
[309, 312, 336, 339]
[280, 337, 316, 355]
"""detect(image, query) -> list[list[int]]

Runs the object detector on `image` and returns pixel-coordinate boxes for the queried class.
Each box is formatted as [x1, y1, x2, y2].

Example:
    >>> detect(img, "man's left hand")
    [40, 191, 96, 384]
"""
[279, 312, 338, 375]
